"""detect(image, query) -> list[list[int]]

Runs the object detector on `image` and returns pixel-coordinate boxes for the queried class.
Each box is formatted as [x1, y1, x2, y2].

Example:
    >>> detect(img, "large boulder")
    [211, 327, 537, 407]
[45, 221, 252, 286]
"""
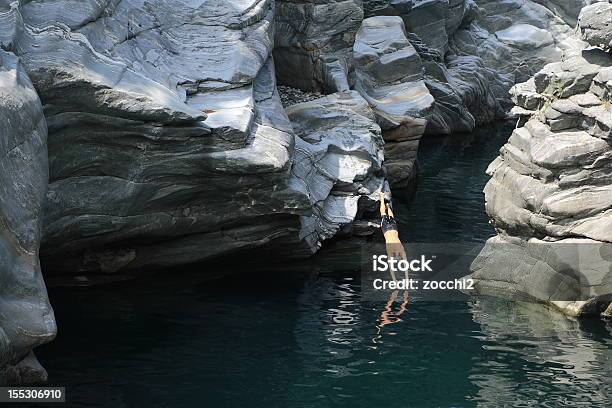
[0, 50, 56, 384]
[469, 43, 612, 316]
[578, 2, 612, 51]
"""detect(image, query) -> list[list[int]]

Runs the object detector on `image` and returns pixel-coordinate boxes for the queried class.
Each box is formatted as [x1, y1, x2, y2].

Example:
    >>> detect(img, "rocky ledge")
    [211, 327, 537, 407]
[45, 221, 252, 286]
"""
[469, 2, 612, 317]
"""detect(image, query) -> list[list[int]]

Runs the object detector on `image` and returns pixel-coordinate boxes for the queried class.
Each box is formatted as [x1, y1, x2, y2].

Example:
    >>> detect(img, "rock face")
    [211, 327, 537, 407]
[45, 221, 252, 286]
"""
[458, 0, 581, 79]
[363, 0, 475, 54]
[359, 0, 585, 137]
[0, 0, 385, 276]
[0, 50, 55, 384]
[274, 0, 364, 92]
[353, 16, 434, 187]
[0, 0, 386, 375]
[361, 0, 509, 135]
[578, 2, 612, 51]
[272, 0, 590, 186]
[470, 14, 612, 316]
[287, 91, 385, 250]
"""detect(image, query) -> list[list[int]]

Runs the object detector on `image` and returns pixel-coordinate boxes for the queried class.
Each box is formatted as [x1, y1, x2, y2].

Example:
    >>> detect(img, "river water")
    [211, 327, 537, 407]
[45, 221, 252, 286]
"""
[38, 122, 612, 407]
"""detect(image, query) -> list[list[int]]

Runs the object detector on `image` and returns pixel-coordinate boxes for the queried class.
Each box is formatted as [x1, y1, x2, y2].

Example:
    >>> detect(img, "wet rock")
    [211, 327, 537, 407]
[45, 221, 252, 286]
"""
[470, 236, 612, 317]
[1, 352, 49, 386]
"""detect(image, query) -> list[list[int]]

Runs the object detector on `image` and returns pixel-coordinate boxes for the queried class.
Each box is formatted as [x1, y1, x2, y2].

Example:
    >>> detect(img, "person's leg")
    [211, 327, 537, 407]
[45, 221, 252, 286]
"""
[386, 243, 398, 282]
[386, 204, 395, 218]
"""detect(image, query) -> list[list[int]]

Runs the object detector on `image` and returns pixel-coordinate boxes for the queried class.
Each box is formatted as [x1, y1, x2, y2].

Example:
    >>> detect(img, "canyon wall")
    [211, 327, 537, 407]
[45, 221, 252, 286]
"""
[0, 50, 55, 384]
[275, 0, 587, 186]
[0, 0, 386, 383]
[1, 0, 608, 382]
[470, 2, 612, 317]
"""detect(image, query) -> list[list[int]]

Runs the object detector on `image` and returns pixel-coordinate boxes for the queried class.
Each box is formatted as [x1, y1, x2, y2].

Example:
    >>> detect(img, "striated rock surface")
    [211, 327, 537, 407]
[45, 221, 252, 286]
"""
[0, 50, 55, 384]
[274, 0, 364, 92]
[0, 0, 384, 277]
[275, 0, 572, 137]
[287, 91, 385, 251]
[363, 0, 475, 55]
[470, 25, 612, 316]
[353, 16, 434, 187]
[1, 0, 386, 378]
[360, 0, 508, 135]
[453, 0, 585, 83]
[1, 0, 610, 382]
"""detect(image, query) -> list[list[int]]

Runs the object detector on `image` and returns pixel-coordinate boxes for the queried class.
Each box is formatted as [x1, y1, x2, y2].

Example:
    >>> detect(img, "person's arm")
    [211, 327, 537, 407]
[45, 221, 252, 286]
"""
[386, 205, 395, 218]
[379, 192, 386, 217]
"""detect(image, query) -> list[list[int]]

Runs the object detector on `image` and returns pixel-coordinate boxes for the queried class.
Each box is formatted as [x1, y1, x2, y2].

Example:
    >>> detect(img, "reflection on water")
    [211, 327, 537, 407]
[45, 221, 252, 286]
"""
[468, 299, 612, 407]
[374, 290, 409, 335]
[36, 122, 611, 407]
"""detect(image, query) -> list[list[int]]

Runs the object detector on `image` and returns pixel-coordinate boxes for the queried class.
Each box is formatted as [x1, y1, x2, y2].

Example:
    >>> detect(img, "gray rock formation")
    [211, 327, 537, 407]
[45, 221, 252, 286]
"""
[578, 2, 612, 51]
[470, 17, 612, 316]
[453, 0, 590, 83]
[363, 0, 475, 55]
[533, 0, 607, 26]
[360, 0, 509, 135]
[0, 50, 55, 384]
[353, 16, 434, 187]
[2, 0, 610, 382]
[0, 0, 386, 377]
[275, 0, 570, 137]
[274, 0, 364, 92]
[287, 91, 386, 251]
[0, 0, 384, 276]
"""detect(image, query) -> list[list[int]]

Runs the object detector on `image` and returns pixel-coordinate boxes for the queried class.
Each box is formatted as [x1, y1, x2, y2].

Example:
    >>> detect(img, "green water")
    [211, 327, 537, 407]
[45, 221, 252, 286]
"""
[37, 123, 612, 407]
